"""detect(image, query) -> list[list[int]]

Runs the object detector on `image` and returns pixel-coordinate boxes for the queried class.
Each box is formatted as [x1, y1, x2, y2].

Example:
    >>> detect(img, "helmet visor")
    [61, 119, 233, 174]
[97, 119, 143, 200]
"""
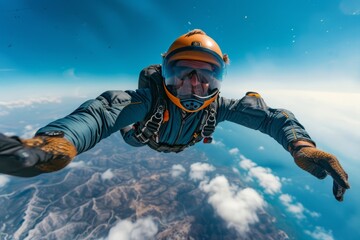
[163, 60, 224, 99]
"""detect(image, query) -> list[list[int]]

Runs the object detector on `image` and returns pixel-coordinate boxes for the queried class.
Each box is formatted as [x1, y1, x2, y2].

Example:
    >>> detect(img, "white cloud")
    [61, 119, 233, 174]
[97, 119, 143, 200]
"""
[239, 156, 320, 222]
[0, 97, 61, 109]
[305, 226, 334, 240]
[106, 217, 158, 240]
[171, 164, 186, 178]
[0, 175, 10, 188]
[279, 194, 305, 219]
[229, 148, 239, 155]
[68, 160, 86, 168]
[281, 177, 292, 184]
[249, 167, 281, 195]
[239, 158, 257, 170]
[3, 132, 16, 136]
[308, 211, 321, 218]
[232, 167, 240, 174]
[101, 169, 115, 180]
[239, 159, 281, 195]
[24, 125, 33, 131]
[279, 193, 320, 219]
[189, 163, 215, 181]
[211, 139, 225, 147]
[199, 175, 265, 235]
[258, 146, 264, 151]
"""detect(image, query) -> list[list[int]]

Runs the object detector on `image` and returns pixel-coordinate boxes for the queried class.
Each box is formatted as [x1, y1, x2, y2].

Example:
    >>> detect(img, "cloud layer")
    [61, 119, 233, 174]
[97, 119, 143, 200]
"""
[189, 162, 215, 181]
[279, 194, 306, 219]
[101, 169, 115, 180]
[107, 217, 158, 240]
[200, 175, 265, 235]
[68, 161, 87, 168]
[304, 226, 334, 240]
[0, 98, 61, 109]
[239, 158, 282, 195]
[171, 164, 186, 178]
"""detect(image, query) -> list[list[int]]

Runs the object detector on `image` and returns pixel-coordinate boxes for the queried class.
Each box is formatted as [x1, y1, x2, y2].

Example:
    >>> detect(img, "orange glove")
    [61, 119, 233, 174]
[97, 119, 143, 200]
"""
[290, 140, 350, 202]
[0, 132, 77, 177]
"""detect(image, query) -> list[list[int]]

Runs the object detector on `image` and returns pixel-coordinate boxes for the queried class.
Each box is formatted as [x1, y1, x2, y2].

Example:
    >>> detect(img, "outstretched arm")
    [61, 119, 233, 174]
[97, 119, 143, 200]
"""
[218, 92, 350, 201]
[0, 89, 152, 177]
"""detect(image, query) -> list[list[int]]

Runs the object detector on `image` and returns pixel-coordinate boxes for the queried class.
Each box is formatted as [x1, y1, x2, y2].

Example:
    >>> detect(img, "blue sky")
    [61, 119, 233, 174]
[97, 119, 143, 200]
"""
[1, 0, 359, 83]
[0, 1, 360, 238]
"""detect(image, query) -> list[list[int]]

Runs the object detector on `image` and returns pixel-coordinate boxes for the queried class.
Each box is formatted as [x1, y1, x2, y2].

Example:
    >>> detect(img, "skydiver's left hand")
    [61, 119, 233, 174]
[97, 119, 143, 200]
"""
[290, 141, 350, 202]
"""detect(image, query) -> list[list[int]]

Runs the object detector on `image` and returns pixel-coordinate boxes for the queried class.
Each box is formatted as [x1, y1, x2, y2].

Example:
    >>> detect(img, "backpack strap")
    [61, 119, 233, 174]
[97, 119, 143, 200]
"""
[138, 64, 166, 114]
[134, 65, 167, 144]
[135, 104, 165, 144]
[200, 100, 217, 143]
[187, 99, 218, 146]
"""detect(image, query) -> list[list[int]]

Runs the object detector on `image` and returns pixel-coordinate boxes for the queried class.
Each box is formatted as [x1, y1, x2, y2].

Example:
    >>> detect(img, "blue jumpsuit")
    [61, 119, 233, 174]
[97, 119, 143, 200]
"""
[36, 84, 313, 155]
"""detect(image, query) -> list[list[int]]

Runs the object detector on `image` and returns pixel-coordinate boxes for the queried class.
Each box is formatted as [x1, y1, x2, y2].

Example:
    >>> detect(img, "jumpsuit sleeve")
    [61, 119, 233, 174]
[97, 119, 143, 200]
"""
[216, 92, 315, 151]
[36, 89, 152, 154]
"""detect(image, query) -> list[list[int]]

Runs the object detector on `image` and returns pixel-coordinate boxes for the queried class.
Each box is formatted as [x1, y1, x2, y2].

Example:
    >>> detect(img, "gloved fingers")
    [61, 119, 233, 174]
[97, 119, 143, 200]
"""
[0, 134, 24, 172]
[295, 160, 328, 179]
[295, 147, 350, 189]
[294, 149, 328, 179]
[0, 148, 39, 174]
[333, 175, 348, 202]
[317, 154, 350, 189]
[0, 133, 23, 152]
[0, 154, 22, 173]
[0, 133, 45, 174]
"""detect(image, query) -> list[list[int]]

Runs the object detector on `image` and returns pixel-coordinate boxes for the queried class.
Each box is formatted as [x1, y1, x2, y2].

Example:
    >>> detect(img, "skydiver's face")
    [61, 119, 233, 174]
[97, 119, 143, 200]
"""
[172, 60, 212, 97]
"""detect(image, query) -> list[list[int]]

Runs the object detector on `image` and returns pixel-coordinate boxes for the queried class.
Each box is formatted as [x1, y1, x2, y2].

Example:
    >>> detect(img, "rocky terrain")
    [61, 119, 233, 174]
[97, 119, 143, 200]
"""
[0, 134, 289, 240]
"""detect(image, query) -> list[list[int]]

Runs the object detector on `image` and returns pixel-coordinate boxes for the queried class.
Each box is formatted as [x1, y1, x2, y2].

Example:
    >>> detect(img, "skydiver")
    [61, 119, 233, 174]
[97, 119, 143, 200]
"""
[0, 29, 350, 201]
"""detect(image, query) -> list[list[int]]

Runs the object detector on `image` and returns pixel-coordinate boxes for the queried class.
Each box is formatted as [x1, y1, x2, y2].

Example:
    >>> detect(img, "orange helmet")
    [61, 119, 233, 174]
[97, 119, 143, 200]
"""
[162, 29, 228, 112]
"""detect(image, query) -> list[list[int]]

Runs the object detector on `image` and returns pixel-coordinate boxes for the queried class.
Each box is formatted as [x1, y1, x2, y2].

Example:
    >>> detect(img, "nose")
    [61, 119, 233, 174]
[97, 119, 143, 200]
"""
[189, 71, 200, 86]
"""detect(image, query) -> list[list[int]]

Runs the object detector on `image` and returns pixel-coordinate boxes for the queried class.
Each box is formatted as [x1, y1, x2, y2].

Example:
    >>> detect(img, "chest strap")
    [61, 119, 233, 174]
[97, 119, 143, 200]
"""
[200, 103, 217, 143]
[134, 101, 217, 152]
[135, 104, 165, 144]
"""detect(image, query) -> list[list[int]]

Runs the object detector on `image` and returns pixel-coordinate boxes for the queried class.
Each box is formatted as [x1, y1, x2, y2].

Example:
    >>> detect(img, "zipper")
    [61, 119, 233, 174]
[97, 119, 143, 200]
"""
[174, 119, 185, 144]
[174, 111, 191, 144]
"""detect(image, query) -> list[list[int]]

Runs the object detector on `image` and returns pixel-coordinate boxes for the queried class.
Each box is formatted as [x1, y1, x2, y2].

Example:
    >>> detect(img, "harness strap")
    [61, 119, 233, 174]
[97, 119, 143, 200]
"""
[135, 104, 165, 144]
[200, 102, 217, 143]
[141, 100, 218, 153]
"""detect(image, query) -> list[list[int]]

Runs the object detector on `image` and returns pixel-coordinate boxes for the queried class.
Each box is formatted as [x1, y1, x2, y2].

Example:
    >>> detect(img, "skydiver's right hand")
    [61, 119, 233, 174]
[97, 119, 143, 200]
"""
[0, 132, 77, 177]
[0, 133, 50, 177]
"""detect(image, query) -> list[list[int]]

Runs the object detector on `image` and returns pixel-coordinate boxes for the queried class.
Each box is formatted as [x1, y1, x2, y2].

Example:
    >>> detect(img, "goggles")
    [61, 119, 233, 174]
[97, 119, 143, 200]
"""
[163, 60, 224, 98]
